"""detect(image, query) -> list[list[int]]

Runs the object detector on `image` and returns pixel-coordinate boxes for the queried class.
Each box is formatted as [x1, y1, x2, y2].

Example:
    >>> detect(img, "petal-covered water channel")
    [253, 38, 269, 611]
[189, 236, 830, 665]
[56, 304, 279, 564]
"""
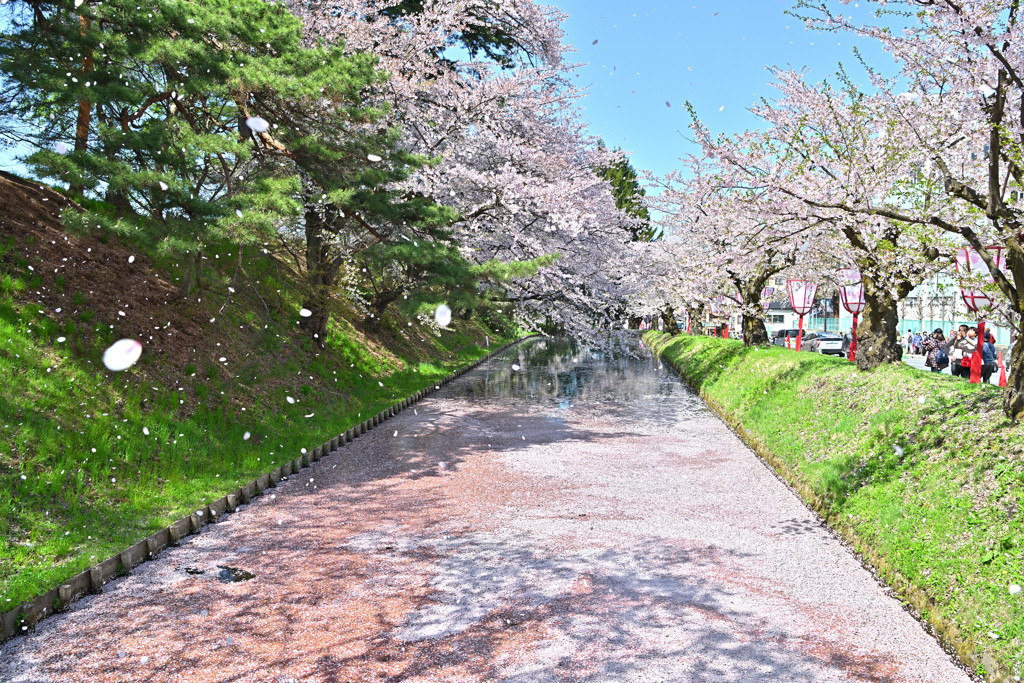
[0, 338, 967, 682]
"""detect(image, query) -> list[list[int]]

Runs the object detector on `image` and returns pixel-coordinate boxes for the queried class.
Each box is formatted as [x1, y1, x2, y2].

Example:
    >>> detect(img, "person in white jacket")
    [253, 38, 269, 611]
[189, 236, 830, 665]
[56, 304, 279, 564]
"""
[945, 325, 977, 379]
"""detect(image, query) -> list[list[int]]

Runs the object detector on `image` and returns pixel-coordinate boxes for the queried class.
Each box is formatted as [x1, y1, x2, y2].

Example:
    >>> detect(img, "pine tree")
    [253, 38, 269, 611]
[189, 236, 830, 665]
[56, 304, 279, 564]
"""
[0, 0, 385, 286]
[595, 144, 657, 242]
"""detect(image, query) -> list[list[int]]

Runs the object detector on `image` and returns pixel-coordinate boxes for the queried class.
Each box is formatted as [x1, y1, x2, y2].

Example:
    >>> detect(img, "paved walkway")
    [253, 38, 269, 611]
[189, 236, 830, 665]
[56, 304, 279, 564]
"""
[0, 339, 969, 682]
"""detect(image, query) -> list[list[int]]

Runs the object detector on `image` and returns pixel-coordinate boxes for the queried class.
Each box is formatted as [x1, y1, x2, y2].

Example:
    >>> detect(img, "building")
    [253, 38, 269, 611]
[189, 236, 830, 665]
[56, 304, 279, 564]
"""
[835, 271, 1013, 345]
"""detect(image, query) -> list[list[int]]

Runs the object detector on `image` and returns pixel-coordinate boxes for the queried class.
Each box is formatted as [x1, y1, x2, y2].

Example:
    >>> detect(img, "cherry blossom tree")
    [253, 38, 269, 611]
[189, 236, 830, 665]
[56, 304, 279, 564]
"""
[646, 148, 818, 346]
[286, 0, 645, 343]
[783, 0, 1024, 417]
[686, 69, 953, 366]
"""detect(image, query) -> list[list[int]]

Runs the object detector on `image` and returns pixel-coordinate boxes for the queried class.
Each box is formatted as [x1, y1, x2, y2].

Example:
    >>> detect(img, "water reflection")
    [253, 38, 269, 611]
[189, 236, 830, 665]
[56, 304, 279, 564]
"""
[450, 337, 705, 425]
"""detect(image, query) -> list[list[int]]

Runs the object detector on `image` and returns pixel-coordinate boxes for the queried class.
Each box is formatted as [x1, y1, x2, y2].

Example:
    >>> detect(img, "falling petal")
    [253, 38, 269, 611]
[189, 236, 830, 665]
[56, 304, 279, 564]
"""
[438, 461, 447, 469]
[286, 396, 295, 404]
[102, 339, 142, 372]
[434, 304, 452, 328]
[158, 181, 168, 191]
[511, 364, 521, 371]
[235, 209, 244, 218]
[56, 336, 66, 343]
[1010, 584, 1021, 594]
[143, 427, 150, 436]
[243, 431, 251, 441]
[128, 255, 135, 263]
[367, 153, 382, 162]
[245, 116, 270, 133]
[299, 308, 312, 318]
[56, 142, 68, 155]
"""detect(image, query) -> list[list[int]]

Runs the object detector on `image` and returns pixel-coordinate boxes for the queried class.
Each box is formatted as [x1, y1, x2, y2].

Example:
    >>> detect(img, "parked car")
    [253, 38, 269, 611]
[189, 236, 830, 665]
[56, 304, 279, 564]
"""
[771, 329, 804, 347]
[803, 332, 846, 356]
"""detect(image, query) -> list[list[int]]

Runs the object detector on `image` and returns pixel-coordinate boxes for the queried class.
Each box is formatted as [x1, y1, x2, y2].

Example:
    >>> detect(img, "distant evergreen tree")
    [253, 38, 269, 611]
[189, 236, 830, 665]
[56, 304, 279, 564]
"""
[595, 144, 657, 242]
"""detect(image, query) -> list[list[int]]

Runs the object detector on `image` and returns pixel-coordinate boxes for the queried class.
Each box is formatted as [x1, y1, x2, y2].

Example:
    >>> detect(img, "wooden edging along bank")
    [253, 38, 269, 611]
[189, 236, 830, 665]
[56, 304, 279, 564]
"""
[0, 334, 536, 646]
[646, 333, 1008, 683]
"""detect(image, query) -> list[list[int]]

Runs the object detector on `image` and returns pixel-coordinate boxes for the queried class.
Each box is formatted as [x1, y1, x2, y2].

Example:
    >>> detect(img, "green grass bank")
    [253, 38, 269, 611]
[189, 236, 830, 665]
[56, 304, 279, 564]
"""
[645, 331, 1023, 681]
[0, 172, 515, 617]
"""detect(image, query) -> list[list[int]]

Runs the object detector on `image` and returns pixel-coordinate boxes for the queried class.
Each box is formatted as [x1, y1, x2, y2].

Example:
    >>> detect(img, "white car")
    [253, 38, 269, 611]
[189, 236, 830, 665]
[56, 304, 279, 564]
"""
[804, 332, 846, 356]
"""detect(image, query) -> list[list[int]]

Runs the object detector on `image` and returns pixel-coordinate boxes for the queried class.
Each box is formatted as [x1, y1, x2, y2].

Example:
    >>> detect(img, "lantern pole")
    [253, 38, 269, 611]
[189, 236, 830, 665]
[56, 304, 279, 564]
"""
[970, 319, 985, 384]
[849, 314, 859, 362]
[796, 314, 804, 352]
[956, 245, 1005, 384]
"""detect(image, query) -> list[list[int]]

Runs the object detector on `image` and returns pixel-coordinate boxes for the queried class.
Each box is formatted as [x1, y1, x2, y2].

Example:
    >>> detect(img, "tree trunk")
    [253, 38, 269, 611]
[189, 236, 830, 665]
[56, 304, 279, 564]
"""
[855, 274, 906, 370]
[660, 305, 679, 335]
[741, 314, 769, 346]
[104, 183, 134, 218]
[1003, 319, 1024, 421]
[740, 280, 769, 346]
[178, 250, 202, 296]
[628, 315, 642, 330]
[69, 15, 93, 197]
[301, 204, 335, 347]
[363, 293, 400, 331]
[686, 307, 703, 335]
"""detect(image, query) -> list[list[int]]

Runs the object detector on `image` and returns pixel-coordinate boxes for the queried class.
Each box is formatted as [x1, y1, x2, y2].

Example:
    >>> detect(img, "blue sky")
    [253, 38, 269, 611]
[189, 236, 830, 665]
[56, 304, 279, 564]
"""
[551, 0, 903, 180]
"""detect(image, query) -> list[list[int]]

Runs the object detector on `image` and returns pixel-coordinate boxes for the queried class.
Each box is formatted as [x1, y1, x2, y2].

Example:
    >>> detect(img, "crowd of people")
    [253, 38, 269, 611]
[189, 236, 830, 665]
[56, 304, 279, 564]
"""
[907, 327, 1008, 382]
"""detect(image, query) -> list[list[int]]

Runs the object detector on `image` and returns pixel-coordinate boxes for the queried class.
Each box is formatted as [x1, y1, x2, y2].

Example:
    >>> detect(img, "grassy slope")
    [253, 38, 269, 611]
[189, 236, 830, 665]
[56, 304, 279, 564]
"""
[646, 331, 1023, 680]
[0, 173, 514, 612]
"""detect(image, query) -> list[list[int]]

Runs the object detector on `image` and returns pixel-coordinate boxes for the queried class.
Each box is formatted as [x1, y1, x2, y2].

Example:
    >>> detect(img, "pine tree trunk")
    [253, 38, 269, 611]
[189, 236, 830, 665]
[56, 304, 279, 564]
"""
[301, 204, 335, 348]
[69, 15, 93, 197]
[178, 250, 202, 296]
[855, 275, 905, 370]
[1003, 319, 1024, 421]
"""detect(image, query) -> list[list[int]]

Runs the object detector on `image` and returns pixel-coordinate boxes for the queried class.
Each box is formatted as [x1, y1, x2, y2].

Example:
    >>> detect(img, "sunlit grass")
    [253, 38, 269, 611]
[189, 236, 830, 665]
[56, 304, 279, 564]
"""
[0, 258, 510, 613]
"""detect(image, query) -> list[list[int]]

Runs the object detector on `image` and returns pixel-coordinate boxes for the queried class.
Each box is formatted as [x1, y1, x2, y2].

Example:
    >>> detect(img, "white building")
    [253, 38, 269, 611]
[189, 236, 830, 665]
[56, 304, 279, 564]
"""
[835, 271, 1013, 345]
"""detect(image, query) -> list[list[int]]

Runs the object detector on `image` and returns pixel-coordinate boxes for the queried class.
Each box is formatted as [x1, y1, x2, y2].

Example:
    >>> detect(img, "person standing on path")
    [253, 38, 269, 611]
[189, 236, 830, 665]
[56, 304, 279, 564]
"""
[946, 325, 977, 379]
[922, 329, 948, 373]
[904, 329, 914, 355]
[982, 331, 997, 384]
